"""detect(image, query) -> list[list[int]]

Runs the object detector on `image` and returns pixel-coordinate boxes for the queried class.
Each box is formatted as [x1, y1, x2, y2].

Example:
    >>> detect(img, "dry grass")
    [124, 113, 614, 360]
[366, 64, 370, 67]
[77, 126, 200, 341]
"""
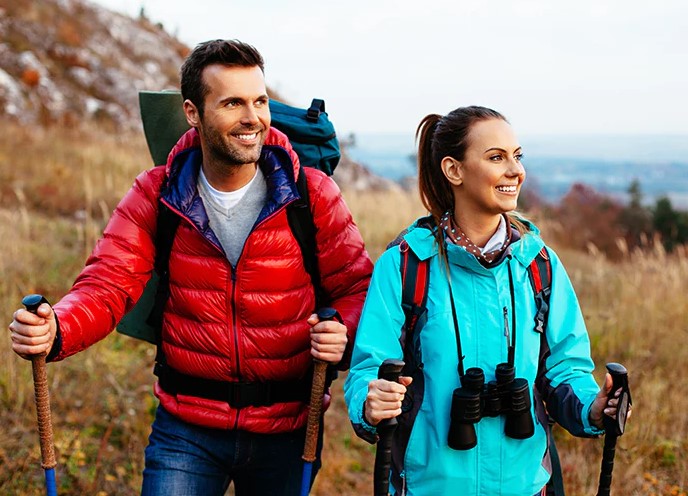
[0, 124, 686, 495]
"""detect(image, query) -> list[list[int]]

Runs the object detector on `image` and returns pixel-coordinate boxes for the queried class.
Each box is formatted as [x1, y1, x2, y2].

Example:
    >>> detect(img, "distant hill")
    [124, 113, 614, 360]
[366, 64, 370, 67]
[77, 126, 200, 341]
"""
[348, 133, 688, 207]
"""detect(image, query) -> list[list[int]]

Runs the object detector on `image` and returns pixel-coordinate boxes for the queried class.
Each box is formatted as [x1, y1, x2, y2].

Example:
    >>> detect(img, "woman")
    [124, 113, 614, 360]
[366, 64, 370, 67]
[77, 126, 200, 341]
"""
[344, 106, 626, 495]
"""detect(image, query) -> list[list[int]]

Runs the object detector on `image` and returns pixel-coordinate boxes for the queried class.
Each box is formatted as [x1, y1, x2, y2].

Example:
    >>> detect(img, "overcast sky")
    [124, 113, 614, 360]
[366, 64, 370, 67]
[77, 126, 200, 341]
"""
[90, 0, 687, 137]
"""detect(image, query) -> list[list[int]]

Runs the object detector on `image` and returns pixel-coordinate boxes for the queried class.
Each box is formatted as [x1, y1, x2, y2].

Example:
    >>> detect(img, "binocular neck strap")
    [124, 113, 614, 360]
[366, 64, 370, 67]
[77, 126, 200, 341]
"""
[446, 274, 466, 378]
[447, 255, 520, 380]
[506, 259, 517, 368]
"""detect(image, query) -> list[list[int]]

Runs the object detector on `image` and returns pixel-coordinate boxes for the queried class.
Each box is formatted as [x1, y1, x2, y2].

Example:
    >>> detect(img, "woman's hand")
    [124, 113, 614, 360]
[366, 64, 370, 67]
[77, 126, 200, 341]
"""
[364, 376, 413, 426]
[589, 373, 632, 430]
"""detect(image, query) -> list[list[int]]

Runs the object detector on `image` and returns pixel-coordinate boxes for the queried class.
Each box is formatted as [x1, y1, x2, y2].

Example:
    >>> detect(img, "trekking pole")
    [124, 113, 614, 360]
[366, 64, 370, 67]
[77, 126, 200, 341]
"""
[374, 359, 405, 496]
[300, 307, 340, 496]
[596, 363, 631, 496]
[22, 294, 58, 496]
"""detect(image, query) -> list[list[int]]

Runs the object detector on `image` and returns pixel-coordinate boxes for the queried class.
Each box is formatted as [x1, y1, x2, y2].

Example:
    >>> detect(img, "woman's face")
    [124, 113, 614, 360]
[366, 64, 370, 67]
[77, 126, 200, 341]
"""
[448, 118, 525, 219]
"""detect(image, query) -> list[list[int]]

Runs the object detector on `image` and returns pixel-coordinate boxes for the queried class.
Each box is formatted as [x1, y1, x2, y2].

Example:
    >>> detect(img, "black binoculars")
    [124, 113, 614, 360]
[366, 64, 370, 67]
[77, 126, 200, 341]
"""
[448, 363, 535, 450]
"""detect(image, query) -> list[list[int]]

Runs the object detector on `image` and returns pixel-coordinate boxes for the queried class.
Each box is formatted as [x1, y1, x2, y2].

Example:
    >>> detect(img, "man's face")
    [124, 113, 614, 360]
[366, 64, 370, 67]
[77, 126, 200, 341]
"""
[189, 64, 271, 167]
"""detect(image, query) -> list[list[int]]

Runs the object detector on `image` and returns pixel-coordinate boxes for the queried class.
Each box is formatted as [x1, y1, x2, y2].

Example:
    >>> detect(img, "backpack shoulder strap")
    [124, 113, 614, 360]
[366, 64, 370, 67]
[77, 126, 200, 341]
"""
[147, 179, 181, 358]
[399, 240, 430, 335]
[527, 247, 564, 496]
[527, 247, 552, 334]
[286, 165, 327, 308]
[398, 239, 430, 369]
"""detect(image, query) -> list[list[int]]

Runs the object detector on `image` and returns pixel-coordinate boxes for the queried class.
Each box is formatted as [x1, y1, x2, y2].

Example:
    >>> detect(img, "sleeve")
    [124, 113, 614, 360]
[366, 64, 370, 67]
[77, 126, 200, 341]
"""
[307, 168, 374, 370]
[343, 247, 406, 443]
[535, 248, 604, 437]
[49, 169, 162, 361]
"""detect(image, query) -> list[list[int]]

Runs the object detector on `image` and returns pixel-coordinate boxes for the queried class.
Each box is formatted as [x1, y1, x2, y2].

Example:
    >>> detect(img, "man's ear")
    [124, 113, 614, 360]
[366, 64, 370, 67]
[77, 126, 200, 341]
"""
[441, 156, 463, 186]
[183, 100, 200, 128]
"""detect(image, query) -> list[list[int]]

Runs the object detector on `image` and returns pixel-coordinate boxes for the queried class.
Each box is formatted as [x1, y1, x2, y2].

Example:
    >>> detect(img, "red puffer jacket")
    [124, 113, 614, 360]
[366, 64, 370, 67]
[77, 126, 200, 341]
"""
[50, 127, 373, 433]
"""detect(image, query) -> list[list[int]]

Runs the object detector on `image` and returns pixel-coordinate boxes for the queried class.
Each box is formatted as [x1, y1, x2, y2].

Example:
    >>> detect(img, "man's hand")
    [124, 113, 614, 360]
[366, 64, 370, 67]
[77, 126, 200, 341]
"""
[307, 313, 348, 364]
[9, 303, 57, 360]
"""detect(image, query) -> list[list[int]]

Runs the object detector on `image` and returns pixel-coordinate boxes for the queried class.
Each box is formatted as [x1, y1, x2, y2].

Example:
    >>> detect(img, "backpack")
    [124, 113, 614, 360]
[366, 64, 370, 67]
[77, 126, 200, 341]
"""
[116, 91, 340, 344]
[391, 221, 565, 496]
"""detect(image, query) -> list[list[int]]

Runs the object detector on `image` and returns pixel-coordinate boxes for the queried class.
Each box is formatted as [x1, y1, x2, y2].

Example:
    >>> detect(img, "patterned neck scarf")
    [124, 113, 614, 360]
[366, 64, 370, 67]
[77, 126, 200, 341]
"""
[439, 211, 512, 264]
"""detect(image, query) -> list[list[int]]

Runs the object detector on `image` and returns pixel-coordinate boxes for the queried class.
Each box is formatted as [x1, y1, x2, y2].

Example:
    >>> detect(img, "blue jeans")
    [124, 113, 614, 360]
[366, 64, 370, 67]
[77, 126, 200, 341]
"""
[142, 405, 322, 496]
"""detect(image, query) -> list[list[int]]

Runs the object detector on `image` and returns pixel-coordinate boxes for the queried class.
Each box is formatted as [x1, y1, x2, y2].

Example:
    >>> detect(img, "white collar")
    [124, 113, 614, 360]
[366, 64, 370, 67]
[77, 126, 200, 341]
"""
[480, 215, 507, 254]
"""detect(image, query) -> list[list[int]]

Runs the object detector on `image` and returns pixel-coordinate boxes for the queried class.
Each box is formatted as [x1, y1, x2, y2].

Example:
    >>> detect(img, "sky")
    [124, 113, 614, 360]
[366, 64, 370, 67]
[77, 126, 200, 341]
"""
[89, 0, 688, 137]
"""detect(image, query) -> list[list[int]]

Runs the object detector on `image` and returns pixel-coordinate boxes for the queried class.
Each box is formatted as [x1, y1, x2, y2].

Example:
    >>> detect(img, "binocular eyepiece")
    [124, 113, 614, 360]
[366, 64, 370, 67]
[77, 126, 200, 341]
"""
[448, 363, 534, 450]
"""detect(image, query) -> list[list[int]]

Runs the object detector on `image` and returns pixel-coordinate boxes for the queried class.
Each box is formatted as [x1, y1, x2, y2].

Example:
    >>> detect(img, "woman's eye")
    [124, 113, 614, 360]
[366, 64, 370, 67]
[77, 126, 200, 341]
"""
[489, 155, 503, 162]
[515, 153, 524, 162]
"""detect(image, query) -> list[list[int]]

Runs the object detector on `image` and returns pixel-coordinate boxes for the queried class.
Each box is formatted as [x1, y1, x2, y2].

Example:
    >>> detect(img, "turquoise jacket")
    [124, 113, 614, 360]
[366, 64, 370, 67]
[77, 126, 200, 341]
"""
[344, 218, 602, 496]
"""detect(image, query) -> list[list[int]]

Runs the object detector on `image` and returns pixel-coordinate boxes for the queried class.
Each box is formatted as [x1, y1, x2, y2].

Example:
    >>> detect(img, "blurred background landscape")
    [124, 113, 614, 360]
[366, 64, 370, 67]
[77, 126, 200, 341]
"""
[1, 0, 687, 495]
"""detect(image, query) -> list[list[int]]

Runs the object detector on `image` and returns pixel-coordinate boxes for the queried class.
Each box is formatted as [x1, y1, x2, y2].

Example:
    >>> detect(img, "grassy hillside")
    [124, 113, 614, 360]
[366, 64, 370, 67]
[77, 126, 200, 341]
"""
[0, 124, 685, 495]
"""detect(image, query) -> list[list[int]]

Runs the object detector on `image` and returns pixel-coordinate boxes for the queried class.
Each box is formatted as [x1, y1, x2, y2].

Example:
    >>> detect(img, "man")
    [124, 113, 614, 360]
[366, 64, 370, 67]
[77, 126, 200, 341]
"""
[9, 39, 373, 495]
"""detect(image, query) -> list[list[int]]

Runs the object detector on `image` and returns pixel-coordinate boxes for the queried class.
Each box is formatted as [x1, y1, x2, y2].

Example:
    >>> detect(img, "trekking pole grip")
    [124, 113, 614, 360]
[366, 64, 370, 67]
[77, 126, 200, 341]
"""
[22, 295, 58, 472]
[596, 362, 631, 496]
[302, 307, 340, 463]
[374, 359, 405, 496]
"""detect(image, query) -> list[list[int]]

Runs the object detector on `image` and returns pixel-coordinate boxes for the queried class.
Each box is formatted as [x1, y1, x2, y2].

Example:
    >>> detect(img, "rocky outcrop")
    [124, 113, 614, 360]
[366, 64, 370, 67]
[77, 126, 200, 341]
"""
[0, 0, 187, 128]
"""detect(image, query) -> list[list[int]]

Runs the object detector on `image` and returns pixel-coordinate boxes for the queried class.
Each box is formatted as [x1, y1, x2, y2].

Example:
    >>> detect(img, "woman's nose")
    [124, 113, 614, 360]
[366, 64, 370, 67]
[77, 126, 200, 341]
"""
[507, 158, 525, 177]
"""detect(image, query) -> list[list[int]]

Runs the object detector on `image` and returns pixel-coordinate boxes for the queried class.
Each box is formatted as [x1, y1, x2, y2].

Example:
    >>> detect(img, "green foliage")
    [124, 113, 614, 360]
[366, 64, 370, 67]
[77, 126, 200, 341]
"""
[653, 196, 688, 251]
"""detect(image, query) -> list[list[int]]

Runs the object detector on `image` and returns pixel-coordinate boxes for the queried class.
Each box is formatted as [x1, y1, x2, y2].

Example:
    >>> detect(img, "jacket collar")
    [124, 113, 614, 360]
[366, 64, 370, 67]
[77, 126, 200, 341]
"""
[160, 130, 299, 249]
[404, 215, 545, 273]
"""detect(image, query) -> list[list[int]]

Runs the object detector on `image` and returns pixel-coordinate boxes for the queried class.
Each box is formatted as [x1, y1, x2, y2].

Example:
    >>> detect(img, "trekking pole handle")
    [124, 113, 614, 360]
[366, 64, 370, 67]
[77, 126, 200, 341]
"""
[377, 359, 405, 429]
[374, 359, 405, 496]
[22, 294, 57, 471]
[604, 363, 631, 436]
[596, 362, 631, 496]
[302, 307, 341, 463]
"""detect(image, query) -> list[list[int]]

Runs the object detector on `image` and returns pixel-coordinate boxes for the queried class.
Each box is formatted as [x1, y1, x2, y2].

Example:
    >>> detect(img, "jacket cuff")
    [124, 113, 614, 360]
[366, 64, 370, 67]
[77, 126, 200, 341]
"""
[582, 400, 605, 436]
[349, 388, 378, 444]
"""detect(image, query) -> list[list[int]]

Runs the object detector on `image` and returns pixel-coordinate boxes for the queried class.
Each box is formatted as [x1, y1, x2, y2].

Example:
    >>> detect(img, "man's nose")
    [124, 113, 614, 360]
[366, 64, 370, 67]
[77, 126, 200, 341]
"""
[240, 105, 259, 125]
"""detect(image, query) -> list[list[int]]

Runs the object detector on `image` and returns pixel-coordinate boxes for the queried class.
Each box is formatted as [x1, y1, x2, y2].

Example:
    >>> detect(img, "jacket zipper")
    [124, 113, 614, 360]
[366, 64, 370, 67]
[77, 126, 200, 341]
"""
[226, 201, 298, 429]
[503, 306, 510, 360]
[231, 268, 240, 379]
[228, 200, 295, 382]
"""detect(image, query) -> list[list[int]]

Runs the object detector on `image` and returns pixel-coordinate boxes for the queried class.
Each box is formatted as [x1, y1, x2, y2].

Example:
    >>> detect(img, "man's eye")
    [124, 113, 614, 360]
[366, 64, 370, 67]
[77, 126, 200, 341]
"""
[255, 99, 268, 107]
[226, 100, 239, 107]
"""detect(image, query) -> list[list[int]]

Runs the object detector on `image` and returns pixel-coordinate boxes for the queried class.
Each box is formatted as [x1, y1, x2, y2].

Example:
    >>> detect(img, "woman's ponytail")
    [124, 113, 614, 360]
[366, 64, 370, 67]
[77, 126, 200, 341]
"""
[416, 114, 454, 225]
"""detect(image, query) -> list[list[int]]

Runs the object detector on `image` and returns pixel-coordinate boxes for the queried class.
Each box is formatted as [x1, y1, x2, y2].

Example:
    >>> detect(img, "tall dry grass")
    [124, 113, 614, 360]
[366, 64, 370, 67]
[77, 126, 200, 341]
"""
[0, 123, 686, 495]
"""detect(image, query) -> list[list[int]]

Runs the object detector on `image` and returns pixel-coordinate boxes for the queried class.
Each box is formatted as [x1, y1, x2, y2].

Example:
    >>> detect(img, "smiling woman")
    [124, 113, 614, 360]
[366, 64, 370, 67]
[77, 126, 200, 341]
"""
[343, 106, 629, 495]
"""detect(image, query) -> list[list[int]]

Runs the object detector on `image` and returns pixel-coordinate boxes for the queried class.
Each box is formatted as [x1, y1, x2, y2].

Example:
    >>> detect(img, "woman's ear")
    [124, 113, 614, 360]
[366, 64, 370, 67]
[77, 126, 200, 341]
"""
[183, 100, 200, 128]
[441, 156, 463, 186]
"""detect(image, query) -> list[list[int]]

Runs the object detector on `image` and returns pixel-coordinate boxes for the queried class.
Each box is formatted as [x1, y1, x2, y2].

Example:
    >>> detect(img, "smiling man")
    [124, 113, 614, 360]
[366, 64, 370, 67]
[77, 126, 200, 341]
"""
[9, 39, 373, 495]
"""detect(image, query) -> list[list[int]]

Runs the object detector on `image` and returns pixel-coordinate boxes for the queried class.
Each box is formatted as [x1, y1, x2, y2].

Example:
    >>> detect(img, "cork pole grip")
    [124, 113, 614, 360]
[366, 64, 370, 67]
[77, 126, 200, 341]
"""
[31, 353, 57, 469]
[302, 360, 327, 462]
[22, 294, 58, 474]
